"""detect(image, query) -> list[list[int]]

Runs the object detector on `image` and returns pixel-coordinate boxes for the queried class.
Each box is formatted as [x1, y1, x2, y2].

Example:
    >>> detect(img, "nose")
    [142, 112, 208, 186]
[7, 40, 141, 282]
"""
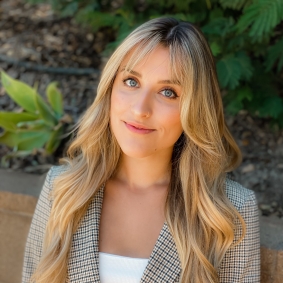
[131, 89, 152, 118]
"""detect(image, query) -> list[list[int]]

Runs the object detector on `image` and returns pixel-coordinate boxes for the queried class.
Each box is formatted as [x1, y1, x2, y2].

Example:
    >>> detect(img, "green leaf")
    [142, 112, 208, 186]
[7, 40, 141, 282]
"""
[61, 2, 78, 17]
[173, 0, 192, 11]
[17, 120, 51, 132]
[225, 99, 243, 115]
[208, 8, 224, 21]
[216, 52, 253, 89]
[238, 86, 253, 101]
[226, 34, 247, 51]
[210, 42, 222, 56]
[35, 93, 58, 127]
[1, 71, 37, 113]
[76, 10, 123, 31]
[185, 14, 197, 23]
[0, 131, 51, 150]
[236, 51, 253, 81]
[46, 82, 63, 118]
[244, 63, 282, 118]
[224, 87, 253, 115]
[258, 96, 283, 118]
[202, 17, 235, 37]
[236, 0, 283, 39]
[219, 0, 252, 10]
[18, 131, 51, 151]
[217, 55, 242, 89]
[265, 37, 283, 72]
[0, 112, 38, 132]
[45, 124, 64, 154]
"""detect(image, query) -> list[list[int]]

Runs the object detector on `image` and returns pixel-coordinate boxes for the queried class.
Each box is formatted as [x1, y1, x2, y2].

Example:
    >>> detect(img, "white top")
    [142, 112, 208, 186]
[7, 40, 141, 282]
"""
[99, 252, 149, 283]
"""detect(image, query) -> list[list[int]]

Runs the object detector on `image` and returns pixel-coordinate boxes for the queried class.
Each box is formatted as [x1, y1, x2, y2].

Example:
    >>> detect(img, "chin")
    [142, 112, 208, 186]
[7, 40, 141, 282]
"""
[119, 144, 158, 159]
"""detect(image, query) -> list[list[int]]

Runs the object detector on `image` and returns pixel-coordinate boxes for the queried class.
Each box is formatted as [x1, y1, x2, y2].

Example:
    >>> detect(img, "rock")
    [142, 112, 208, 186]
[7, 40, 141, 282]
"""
[259, 204, 271, 210]
[271, 201, 278, 208]
[241, 164, 255, 173]
[259, 204, 274, 216]
[241, 139, 250, 146]
[86, 33, 94, 41]
[275, 145, 283, 156]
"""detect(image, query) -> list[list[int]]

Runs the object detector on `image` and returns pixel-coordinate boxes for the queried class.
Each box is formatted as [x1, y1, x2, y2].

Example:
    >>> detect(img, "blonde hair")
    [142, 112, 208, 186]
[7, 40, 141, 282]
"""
[32, 17, 245, 283]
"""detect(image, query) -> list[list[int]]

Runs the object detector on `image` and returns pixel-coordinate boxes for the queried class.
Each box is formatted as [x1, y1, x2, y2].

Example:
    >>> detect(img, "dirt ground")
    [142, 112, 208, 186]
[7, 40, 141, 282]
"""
[0, 0, 282, 218]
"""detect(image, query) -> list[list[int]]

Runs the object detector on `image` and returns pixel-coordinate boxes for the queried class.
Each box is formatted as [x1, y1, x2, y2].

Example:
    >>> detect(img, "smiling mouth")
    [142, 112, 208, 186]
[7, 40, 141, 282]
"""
[124, 121, 155, 133]
[124, 121, 154, 130]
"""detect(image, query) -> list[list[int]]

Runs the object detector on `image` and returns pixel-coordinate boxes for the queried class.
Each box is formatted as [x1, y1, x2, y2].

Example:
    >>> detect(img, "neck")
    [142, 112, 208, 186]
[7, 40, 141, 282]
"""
[113, 150, 173, 191]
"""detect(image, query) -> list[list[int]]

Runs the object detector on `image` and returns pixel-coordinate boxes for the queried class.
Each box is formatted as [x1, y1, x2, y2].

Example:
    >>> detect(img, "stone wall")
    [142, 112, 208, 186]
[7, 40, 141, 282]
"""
[0, 191, 37, 283]
[260, 215, 283, 282]
[0, 169, 44, 283]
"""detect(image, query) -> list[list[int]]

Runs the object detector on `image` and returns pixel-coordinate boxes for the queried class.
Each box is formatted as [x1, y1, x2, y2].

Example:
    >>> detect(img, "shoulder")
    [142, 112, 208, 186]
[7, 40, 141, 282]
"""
[224, 178, 258, 212]
[37, 165, 69, 204]
[33, 165, 68, 211]
[46, 164, 69, 187]
[219, 179, 260, 282]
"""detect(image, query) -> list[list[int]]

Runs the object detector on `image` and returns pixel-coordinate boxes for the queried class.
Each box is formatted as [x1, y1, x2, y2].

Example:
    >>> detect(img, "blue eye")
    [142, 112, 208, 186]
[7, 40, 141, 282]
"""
[160, 89, 177, 99]
[124, 78, 138, 87]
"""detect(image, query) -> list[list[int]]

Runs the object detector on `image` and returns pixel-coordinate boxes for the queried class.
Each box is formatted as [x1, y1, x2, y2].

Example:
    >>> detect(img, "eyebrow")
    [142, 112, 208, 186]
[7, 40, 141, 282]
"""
[120, 67, 181, 85]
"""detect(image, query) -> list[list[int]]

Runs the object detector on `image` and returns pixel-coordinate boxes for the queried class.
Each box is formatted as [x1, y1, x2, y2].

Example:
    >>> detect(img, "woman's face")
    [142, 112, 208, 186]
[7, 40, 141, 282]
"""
[110, 45, 183, 159]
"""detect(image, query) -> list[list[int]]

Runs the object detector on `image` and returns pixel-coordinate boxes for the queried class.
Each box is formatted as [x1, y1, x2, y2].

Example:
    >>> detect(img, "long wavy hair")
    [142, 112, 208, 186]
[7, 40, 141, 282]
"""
[32, 17, 245, 283]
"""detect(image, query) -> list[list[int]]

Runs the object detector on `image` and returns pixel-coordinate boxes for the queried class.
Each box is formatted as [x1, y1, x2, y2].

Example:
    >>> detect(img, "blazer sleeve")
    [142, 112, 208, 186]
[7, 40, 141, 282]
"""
[218, 190, 260, 283]
[22, 166, 55, 283]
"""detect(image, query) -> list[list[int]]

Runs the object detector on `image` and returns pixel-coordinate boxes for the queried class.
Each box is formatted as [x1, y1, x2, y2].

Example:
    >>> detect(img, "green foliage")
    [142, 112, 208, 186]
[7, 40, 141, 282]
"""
[25, 0, 283, 124]
[46, 82, 64, 118]
[224, 86, 253, 115]
[0, 71, 71, 155]
[1, 72, 38, 113]
[210, 41, 222, 56]
[219, 0, 252, 10]
[216, 52, 253, 89]
[265, 37, 283, 72]
[236, 0, 283, 39]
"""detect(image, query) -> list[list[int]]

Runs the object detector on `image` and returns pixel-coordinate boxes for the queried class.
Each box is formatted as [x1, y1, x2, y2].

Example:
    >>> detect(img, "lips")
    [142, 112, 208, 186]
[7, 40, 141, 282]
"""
[124, 121, 155, 134]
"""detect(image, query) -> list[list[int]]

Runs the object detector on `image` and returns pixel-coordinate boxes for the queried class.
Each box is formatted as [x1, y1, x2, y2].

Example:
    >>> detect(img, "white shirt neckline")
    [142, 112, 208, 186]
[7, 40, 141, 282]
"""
[99, 252, 149, 283]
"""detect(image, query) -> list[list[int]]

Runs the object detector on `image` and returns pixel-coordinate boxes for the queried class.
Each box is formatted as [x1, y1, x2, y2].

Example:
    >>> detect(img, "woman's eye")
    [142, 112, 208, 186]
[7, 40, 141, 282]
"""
[160, 89, 177, 99]
[124, 78, 138, 87]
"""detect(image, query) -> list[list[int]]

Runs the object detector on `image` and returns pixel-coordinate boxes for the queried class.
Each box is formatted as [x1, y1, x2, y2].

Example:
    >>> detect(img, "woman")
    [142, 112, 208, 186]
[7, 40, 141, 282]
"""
[22, 17, 260, 283]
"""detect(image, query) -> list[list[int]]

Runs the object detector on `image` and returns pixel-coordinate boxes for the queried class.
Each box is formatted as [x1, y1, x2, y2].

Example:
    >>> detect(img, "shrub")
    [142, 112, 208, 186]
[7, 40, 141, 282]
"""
[26, 0, 283, 124]
[0, 71, 71, 155]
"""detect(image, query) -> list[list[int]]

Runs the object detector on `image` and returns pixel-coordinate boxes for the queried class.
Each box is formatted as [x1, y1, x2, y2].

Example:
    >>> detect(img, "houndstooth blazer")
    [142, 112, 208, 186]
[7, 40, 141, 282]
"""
[22, 165, 260, 283]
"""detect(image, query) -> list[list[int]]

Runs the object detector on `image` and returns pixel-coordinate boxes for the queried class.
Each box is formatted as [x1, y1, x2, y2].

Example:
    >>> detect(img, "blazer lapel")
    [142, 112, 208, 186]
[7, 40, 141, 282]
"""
[141, 222, 182, 283]
[67, 186, 104, 283]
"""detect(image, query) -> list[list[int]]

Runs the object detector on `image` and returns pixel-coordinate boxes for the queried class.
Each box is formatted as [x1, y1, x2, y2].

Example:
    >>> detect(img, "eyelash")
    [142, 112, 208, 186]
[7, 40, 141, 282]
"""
[123, 77, 179, 99]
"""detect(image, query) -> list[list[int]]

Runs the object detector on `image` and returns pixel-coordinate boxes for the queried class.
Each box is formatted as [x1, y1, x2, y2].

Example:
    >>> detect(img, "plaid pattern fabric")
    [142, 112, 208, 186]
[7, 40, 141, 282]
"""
[22, 166, 260, 283]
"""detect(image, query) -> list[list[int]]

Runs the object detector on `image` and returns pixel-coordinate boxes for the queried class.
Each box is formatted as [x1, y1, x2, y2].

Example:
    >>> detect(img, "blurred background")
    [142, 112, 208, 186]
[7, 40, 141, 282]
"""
[0, 0, 283, 282]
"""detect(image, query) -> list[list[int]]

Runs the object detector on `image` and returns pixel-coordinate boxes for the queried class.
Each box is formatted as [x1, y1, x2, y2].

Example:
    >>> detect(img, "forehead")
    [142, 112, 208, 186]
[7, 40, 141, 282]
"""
[118, 44, 184, 83]
[120, 46, 169, 74]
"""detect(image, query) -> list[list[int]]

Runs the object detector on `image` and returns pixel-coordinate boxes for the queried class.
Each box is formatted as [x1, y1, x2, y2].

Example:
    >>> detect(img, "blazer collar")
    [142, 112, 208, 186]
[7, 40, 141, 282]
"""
[68, 186, 181, 282]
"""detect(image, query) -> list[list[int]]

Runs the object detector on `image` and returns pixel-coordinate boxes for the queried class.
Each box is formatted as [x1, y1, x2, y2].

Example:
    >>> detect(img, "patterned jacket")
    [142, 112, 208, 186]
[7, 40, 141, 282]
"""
[22, 165, 260, 283]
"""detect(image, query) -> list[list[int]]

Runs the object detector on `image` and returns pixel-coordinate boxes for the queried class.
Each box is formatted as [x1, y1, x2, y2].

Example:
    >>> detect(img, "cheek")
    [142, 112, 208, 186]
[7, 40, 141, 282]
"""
[160, 106, 182, 134]
[110, 86, 129, 116]
[110, 88, 128, 136]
